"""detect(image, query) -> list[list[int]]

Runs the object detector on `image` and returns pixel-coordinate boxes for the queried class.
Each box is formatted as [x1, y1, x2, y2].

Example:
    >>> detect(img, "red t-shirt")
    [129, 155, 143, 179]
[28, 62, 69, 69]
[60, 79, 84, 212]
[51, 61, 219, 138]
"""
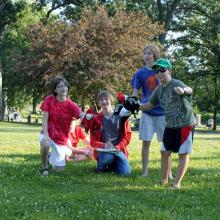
[68, 125, 86, 147]
[40, 95, 82, 145]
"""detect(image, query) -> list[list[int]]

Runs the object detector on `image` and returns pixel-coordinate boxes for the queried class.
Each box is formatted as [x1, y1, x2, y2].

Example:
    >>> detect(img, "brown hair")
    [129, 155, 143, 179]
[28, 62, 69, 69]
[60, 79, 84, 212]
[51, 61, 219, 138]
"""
[97, 90, 114, 103]
[51, 76, 70, 96]
[143, 44, 161, 60]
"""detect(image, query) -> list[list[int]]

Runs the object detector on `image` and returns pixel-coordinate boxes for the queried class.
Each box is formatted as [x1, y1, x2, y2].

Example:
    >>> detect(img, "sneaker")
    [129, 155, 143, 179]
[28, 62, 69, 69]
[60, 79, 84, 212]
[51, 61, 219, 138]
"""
[170, 183, 180, 190]
[41, 168, 49, 176]
[169, 172, 174, 180]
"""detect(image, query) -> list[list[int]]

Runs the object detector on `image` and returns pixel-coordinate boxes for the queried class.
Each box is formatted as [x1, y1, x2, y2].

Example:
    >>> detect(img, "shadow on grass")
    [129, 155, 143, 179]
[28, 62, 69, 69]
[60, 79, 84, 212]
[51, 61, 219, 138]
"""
[0, 128, 40, 133]
[194, 137, 220, 141]
[1, 121, 41, 127]
[195, 129, 220, 134]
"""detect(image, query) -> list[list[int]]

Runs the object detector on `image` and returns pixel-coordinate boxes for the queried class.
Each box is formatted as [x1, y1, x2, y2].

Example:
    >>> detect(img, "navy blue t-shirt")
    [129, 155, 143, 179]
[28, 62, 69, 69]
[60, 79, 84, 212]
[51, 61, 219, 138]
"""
[131, 66, 164, 116]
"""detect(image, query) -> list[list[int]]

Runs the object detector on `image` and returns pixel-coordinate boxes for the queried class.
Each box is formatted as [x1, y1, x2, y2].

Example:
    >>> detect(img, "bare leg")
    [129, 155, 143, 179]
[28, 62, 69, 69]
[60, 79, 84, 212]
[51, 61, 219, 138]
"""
[40, 142, 50, 170]
[161, 151, 171, 184]
[141, 140, 151, 176]
[168, 155, 174, 180]
[173, 153, 189, 188]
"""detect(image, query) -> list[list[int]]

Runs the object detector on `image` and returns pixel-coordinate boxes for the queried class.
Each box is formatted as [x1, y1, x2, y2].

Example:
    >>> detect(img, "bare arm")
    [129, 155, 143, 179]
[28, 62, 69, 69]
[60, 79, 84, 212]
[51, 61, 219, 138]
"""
[41, 111, 52, 145]
[42, 112, 51, 140]
[174, 86, 193, 96]
[82, 138, 92, 149]
[139, 102, 155, 112]
[132, 88, 139, 97]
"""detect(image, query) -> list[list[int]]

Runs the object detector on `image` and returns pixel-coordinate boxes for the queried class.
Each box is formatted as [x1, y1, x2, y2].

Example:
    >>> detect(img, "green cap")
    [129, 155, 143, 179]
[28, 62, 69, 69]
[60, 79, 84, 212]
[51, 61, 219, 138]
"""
[152, 58, 172, 69]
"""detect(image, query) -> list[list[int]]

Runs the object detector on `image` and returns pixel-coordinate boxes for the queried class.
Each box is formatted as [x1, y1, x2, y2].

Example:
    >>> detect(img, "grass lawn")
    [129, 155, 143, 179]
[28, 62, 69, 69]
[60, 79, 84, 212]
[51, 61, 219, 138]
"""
[0, 122, 219, 219]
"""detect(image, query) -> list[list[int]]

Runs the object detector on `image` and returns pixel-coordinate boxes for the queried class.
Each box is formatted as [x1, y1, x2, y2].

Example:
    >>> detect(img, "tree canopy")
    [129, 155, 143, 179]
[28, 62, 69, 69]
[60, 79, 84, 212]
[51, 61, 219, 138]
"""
[5, 5, 162, 110]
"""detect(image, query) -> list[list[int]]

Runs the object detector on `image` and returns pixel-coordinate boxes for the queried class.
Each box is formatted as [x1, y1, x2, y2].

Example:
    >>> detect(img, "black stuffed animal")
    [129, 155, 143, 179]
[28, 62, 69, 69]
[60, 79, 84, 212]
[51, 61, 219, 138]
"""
[123, 96, 140, 117]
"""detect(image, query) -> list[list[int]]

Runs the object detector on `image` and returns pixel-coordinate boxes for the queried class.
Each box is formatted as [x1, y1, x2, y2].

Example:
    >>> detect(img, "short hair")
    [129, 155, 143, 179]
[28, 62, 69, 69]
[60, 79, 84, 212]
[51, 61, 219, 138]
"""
[97, 90, 114, 103]
[51, 76, 70, 96]
[143, 44, 161, 60]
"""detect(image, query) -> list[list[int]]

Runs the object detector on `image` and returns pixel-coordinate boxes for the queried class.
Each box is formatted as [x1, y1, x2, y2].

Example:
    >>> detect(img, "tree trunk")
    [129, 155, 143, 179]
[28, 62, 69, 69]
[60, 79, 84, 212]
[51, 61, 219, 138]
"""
[32, 97, 37, 114]
[212, 106, 217, 130]
[212, 75, 218, 130]
[0, 59, 4, 121]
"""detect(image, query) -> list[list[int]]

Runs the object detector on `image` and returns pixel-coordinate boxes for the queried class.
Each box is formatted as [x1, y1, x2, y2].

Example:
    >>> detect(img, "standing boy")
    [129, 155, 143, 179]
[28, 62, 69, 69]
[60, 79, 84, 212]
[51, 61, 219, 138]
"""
[140, 58, 196, 189]
[131, 44, 166, 177]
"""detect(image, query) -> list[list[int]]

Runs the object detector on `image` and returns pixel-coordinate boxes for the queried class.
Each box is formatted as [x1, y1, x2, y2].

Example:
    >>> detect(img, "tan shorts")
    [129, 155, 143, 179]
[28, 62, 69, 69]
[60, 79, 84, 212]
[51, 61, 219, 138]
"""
[139, 113, 166, 142]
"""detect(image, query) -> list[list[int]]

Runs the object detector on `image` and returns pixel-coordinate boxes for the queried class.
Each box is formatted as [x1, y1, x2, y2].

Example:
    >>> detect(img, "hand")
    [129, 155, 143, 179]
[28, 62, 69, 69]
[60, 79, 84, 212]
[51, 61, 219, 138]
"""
[174, 87, 184, 95]
[105, 141, 114, 149]
[119, 106, 132, 118]
[84, 150, 92, 157]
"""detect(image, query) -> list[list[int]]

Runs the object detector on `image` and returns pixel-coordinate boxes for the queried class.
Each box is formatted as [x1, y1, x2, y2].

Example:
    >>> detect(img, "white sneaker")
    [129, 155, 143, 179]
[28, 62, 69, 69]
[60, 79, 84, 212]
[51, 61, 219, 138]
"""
[41, 168, 49, 176]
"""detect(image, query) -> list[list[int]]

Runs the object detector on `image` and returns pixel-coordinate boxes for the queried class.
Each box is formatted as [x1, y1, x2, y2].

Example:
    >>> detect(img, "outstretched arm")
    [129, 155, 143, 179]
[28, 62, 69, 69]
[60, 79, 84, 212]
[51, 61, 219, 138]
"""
[174, 86, 193, 96]
[139, 102, 155, 112]
[41, 111, 52, 145]
[82, 137, 93, 149]
[132, 88, 139, 97]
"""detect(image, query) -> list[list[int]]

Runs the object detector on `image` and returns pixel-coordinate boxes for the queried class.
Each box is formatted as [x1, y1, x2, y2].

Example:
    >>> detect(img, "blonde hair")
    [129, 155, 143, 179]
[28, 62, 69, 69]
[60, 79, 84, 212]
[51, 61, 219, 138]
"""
[143, 44, 161, 60]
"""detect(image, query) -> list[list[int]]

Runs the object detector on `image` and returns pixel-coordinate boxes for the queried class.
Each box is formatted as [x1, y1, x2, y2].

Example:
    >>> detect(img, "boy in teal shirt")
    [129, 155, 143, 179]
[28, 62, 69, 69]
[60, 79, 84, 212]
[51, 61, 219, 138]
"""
[140, 58, 196, 189]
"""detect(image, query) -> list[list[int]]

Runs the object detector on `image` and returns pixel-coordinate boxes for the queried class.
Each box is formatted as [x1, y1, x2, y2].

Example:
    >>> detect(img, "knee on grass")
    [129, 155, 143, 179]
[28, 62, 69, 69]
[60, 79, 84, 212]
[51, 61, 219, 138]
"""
[52, 166, 65, 172]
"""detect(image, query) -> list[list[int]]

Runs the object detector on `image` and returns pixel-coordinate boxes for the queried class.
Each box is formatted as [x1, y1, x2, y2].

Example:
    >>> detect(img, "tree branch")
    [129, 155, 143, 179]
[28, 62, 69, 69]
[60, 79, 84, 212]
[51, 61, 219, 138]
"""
[43, 0, 84, 24]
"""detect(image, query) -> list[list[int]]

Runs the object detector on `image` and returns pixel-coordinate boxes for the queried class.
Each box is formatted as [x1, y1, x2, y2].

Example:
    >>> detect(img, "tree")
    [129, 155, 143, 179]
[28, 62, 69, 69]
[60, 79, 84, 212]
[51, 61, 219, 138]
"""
[0, 0, 25, 120]
[167, 0, 220, 129]
[13, 5, 162, 108]
[35, 0, 184, 45]
[1, 5, 45, 113]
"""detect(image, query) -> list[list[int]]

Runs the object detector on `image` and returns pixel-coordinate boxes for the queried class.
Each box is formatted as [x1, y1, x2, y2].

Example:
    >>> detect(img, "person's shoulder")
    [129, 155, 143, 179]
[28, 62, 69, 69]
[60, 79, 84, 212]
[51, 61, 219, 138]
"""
[66, 98, 78, 106]
[136, 66, 148, 74]
[44, 95, 55, 102]
[172, 78, 182, 83]
[172, 78, 184, 86]
[45, 95, 54, 99]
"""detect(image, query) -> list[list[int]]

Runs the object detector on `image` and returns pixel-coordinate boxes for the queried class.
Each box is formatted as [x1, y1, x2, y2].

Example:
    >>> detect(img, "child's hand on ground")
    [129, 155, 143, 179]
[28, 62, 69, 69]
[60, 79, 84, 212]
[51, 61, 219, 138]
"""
[84, 149, 93, 158]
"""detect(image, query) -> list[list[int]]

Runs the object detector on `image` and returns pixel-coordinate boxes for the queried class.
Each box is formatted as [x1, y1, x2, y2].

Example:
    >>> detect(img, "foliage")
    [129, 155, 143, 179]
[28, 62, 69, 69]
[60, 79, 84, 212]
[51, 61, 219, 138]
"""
[0, 0, 26, 120]
[1, 5, 46, 110]
[0, 0, 25, 34]
[35, 0, 185, 44]
[12, 5, 162, 107]
[0, 122, 220, 219]
[167, 0, 220, 129]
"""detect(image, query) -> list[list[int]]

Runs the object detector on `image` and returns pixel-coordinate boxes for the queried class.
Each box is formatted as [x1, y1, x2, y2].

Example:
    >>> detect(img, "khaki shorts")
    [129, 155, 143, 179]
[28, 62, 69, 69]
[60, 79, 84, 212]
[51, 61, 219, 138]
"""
[139, 113, 166, 142]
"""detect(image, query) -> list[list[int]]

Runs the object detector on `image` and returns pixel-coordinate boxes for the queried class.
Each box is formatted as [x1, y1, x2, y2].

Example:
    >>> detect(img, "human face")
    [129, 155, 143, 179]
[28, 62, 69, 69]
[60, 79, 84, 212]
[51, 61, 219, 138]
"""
[155, 68, 171, 85]
[143, 49, 155, 67]
[55, 81, 68, 97]
[99, 96, 112, 112]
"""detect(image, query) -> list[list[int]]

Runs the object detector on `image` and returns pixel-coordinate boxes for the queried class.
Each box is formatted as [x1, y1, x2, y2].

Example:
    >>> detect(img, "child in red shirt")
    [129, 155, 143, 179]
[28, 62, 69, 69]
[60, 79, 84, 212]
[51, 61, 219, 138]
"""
[67, 120, 93, 161]
[40, 76, 92, 175]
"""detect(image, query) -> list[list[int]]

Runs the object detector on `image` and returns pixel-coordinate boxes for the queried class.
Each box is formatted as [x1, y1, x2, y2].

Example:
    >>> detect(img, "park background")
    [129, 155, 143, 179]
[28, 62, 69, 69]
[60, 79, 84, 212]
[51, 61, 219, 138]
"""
[0, 0, 220, 219]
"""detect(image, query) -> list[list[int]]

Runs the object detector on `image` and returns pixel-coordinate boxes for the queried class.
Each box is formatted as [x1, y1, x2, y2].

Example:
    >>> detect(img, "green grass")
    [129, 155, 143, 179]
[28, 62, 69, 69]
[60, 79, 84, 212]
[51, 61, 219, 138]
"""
[0, 122, 220, 219]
